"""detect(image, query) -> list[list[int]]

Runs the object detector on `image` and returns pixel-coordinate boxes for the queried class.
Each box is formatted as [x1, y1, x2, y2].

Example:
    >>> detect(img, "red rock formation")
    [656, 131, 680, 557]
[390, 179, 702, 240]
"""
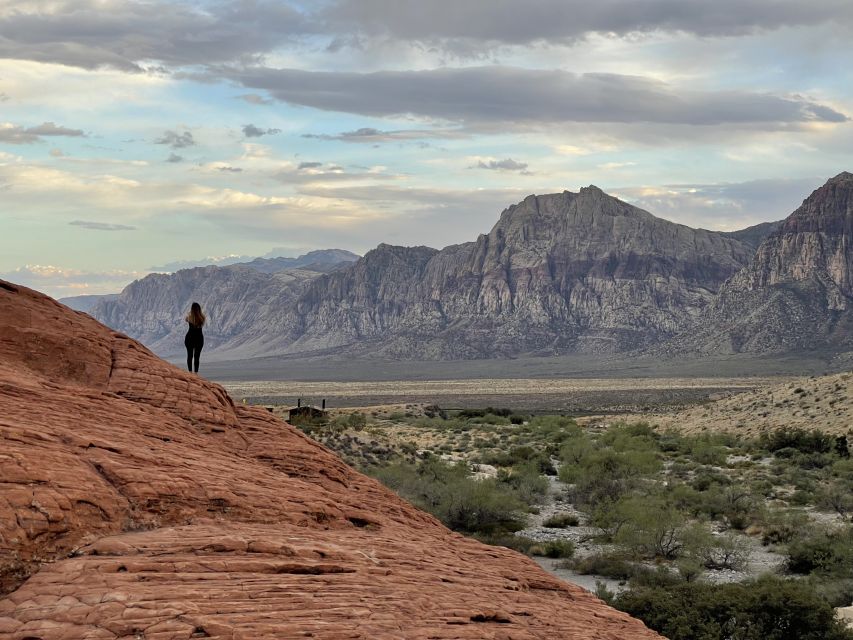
[0, 279, 661, 639]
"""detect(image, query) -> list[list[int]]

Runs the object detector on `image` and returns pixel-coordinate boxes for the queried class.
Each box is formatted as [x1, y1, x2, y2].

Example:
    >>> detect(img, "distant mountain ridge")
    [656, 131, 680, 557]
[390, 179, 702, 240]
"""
[59, 292, 119, 313]
[90, 249, 359, 356]
[268, 186, 756, 359]
[91, 186, 775, 360]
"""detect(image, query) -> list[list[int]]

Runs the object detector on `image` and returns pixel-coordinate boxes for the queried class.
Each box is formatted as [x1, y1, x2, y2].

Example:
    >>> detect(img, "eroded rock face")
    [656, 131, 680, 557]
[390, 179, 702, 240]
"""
[660, 172, 853, 355]
[90, 187, 756, 360]
[265, 187, 755, 359]
[0, 280, 660, 639]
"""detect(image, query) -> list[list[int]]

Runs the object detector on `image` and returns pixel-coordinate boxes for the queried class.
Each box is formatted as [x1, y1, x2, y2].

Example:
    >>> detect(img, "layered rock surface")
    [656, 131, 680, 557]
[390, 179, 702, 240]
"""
[0, 280, 660, 639]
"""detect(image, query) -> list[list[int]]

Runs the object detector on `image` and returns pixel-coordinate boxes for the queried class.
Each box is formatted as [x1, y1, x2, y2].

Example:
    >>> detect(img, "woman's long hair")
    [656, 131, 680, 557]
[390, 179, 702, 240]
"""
[186, 302, 206, 328]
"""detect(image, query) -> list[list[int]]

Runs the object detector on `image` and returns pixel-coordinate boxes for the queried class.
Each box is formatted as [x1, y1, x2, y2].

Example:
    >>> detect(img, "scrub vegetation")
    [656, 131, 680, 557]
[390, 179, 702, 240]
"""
[291, 404, 853, 640]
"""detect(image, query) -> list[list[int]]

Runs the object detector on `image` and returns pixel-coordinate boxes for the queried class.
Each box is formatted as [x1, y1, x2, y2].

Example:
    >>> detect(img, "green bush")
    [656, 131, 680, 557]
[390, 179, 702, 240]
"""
[570, 552, 635, 580]
[759, 510, 811, 546]
[560, 447, 661, 507]
[786, 527, 853, 576]
[496, 462, 549, 504]
[681, 524, 751, 571]
[543, 512, 580, 528]
[614, 575, 853, 640]
[370, 457, 528, 535]
[474, 533, 537, 554]
[610, 497, 688, 560]
[760, 428, 834, 455]
[532, 539, 575, 559]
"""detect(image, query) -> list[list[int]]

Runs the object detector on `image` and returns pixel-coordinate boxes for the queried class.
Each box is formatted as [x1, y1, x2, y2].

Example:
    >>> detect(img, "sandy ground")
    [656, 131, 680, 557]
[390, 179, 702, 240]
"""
[221, 376, 784, 413]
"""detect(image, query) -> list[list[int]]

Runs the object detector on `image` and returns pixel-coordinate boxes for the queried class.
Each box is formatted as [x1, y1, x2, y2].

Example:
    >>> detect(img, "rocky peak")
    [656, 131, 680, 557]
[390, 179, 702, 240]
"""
[729, 172, 853, 305]
[660, 172, 853, 357]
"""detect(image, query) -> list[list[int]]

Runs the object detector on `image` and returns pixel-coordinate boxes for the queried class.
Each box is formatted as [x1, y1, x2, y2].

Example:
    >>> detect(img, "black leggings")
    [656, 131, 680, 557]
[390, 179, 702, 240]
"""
[185, 337, 203, 373]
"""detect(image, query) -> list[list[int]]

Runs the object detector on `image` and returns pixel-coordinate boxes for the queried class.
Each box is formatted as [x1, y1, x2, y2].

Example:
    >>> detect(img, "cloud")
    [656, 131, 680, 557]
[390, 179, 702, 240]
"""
[0, 121, 85, 144]
[166, 153, 184, 163]
[217, 165, 243, 172]
[325, 0, 853, 46]
[237, 93, 273, 105]
[612, 177, 824, 230]
[475, 157, 528, 171]
[222, 66, 849, 128]
[156, 130, 195, 148]
[26, 122, 85, 136]
[297, 161, 323, 169]
[0, 264, 145, 297]
[1, 0, 849, 72]
[0, 0, 309, 71]
[242, 124, 281, 138]
[597, 161, 636, 170]
[69, 220, 136, 231]
[303, 127, 467, 143]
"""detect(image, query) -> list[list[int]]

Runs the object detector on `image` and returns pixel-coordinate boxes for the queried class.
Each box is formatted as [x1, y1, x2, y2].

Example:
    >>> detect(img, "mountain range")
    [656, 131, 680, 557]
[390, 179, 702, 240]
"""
[87, 173, 853, 362]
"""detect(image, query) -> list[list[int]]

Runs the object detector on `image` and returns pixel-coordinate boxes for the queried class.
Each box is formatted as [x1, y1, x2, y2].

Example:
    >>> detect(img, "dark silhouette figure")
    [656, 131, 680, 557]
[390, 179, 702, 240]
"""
[185, 302, 205, 373]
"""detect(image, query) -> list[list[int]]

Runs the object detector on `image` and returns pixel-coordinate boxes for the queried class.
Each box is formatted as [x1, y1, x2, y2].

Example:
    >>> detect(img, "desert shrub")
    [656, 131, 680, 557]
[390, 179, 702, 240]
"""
[475, 533, 537, 554]
[690, 469, 731, 491]
[423, 404, 447, 419]
[611, 497, 688, 560]
[509, 414, 525, 425]
[543, 512, 580, 528]
[370, 457, 527, 535]
[345, 412, 367, 430]
[481, 445, 555, 475]
[795, 452, 835, 470]
[690, 442, 728, 466]
[531, 539, 575, 559]
[817, 481, 853, 519]
[759, 510, 811, 546]
[681, 524, 751, 571]
[760, 428, 834, 455]
[594, 581, 616, 605]
[468, 413, 512, 426]
[786, 527, 853, 576]
[561, 447, 661, 506]
[570, 552, 635, 580]
[679, 484, 758, 529]
[440, 479, 527, 533]
[496, 462, 549, 504]
[599, 423, 660, 453]
[614, 575, 853, 640]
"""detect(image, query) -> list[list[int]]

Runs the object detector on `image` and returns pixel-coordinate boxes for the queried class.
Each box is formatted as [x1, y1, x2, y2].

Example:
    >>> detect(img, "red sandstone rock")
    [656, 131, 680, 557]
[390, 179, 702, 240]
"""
[0, 279, 662, 639]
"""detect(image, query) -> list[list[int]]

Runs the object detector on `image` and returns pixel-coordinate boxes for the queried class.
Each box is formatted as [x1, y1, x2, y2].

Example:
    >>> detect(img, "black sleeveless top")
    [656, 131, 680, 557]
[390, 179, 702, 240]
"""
[185, 321, 204, 347]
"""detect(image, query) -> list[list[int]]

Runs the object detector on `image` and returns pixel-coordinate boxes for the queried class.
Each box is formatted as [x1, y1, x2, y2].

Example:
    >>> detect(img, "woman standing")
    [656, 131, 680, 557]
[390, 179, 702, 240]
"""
[185, 302, 205, 373]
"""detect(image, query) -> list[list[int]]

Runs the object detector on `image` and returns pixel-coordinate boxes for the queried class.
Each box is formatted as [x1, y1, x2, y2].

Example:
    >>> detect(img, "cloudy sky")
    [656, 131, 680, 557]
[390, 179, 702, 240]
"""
[1, 0, 852, 297]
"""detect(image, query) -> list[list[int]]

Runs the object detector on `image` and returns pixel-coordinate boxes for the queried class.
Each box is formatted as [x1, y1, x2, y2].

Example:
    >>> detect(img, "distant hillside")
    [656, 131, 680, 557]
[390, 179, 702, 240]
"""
[721, 220, 782, 249]
[58, 292, 118, 313]
[635, 371, 853, 437]
[241, 249, 359, 274]
[91, 250, 359, 357]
